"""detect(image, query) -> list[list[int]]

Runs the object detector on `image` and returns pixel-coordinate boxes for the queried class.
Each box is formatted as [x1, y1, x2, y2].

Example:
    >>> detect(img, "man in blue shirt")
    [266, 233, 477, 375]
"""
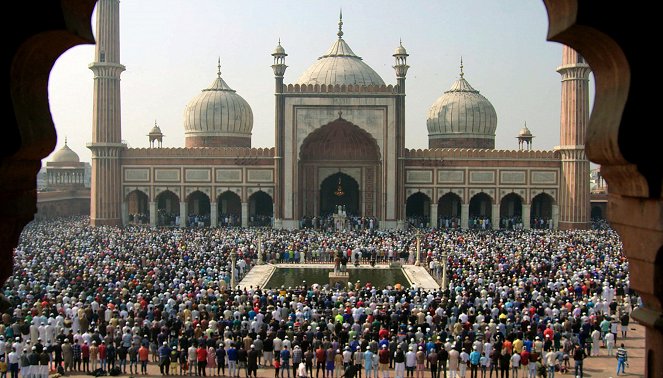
[469, 346, 481, 378]
[280, 345, 291, 378]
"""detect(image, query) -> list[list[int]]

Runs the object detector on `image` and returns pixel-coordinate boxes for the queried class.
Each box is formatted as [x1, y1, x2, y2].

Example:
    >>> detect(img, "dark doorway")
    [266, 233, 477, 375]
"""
[187, 191, 211, 226]
[499, 193, 523, 229]
[591, 205, 603, 219]
[406, 192, 430, 228]
[320, 172, 359, 216]
[469, 192, 492, 229]
[531, 193, 554, 228]
[126, 190, 149, 224]
[156, 190, 179, 226]
[218, 191, 242, 227]
[249, 190, 273, 227]
[438, 192, 462, 228]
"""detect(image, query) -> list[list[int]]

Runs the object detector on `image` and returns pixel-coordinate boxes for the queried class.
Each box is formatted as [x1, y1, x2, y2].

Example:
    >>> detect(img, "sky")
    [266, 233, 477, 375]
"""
[46, 0, 594, 164]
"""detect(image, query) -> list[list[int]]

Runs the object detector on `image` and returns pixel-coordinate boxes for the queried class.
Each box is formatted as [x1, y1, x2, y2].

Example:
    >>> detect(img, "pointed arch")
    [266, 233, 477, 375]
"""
[156, 190, 180, 226]
[217, 190, 241, 227]
[249, 190, 273, 226]
[438, 192, 462, 228]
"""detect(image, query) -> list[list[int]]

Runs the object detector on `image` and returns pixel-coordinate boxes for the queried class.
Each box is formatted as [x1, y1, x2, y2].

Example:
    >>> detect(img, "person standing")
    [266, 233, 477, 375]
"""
[188, 344, 198, 377]
[98, 341, 107, 372]
[207, 345, 217, 377]
[72, 339, 81, 372]
[281, 345, 292, 378]
[378, 345, 389, 378]
[604, 332, 615, 357]
[128, 343, 138, 375]
[139, 343, 149, 375]
[620, 312, 630, 339]
[414, 346, 425, 378]
[572, 345, 585, 378]
[616, 344, 628, 375]
[427, 347, 438, 378]
[81, 341, 90, 373]
[216, 343, 226, 377]
[393, 346, 405, 378]
[247, 345, 259, 378]
[364, 347, 374, 378]
[469, 347, 481, 378]
[197, 344, 208, 377]
[438, 346, 448, 378]
[315, 345, 326, 378]
[62, 341, 73, 373]
[447, 348, 458, 378]
[89, 341, 98, 372]
[159, 342, 172, 376]
[404, 346, 415, 378]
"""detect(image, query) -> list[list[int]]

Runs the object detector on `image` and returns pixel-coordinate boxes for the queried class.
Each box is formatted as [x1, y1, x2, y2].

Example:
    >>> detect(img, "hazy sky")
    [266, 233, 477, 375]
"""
[46, 0, 594, 164]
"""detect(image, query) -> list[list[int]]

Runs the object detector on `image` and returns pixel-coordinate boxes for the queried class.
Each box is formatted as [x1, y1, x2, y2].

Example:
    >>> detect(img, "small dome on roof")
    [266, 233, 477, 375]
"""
[394, 42, 408, 56]
[50, 140, 80, 163]
[427, 60, 497, 149]
[518, 125, 532, 137]
[272, 41, 286, 56]
[183, 60, 253, 147]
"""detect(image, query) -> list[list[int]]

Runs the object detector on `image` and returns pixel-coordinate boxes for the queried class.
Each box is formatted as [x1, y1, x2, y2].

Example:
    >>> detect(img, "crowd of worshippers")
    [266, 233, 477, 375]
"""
[0, 216, 637, 378]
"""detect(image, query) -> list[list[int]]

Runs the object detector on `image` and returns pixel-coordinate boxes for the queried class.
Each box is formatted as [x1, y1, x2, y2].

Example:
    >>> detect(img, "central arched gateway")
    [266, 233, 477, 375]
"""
[298, 117, 381, 219]
[320, 172, 360, 216]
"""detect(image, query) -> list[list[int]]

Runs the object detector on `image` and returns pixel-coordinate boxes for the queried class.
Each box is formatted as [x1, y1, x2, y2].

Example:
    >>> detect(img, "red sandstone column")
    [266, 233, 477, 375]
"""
[87, 0, 125, 226]
[556, 47, 591, 230]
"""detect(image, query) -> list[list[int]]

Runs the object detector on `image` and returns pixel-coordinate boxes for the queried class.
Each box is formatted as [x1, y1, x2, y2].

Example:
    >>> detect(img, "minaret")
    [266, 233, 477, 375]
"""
[393, 39, 409, 229]
[271, 39, 287, 229]
[87, 0, 126, 226]
[556, 46, 591, 230]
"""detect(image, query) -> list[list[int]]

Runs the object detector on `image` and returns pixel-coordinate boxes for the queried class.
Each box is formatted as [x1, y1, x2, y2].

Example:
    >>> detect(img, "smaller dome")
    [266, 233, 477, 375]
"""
[148, 121, 163, 136]
[183, 61, 253, 148]
[394, 42, 408, 56]
[518, 125, 532, 137]
[50, 141, 80, 163]
[272, 41, 286, 56]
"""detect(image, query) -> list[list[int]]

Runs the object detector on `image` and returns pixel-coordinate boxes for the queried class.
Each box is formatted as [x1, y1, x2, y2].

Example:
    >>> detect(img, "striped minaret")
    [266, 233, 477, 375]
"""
[556, 46, 591, 230]
[87, 0, 125, 226]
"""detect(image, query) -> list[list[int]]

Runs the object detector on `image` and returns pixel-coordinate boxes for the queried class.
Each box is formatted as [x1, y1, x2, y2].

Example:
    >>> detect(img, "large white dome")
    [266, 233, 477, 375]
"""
[427, 69, 497, 149]
[295, 18, 385, 87]
[183, 64, 253, 147]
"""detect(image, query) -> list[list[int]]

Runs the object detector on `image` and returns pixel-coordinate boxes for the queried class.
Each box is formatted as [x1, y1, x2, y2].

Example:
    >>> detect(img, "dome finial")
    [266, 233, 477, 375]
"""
[217, 57, 222, 78]
[64, 136, 68, 146]
[460, 56, 464, 78]
[337, 9, 344, 39]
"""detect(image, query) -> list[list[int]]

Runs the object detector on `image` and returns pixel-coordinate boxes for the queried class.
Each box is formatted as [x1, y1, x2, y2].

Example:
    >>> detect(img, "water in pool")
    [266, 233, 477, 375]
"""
[264, 267, 409, 289]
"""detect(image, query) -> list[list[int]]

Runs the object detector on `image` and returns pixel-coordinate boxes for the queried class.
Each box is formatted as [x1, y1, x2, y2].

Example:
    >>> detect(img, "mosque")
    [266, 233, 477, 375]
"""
[39, 0, 596, 231]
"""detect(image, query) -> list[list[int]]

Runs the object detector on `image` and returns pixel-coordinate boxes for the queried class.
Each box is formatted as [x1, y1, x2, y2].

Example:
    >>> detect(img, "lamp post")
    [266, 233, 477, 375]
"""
[415, 229, 422, 266]
[441, 249, 448, 291]
[256, 233, 263, 265]
[230, 249, 237, 289]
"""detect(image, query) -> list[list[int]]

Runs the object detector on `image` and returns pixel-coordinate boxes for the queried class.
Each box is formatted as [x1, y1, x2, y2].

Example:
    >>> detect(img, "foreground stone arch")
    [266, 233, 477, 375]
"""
[2, 1, 661, 373]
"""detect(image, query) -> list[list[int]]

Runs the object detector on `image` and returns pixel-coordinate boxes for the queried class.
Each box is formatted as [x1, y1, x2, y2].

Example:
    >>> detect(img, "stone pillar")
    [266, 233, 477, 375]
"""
[552, 205, 559, 230]
[241, 202, 249, 228]
[149, 201, 156, 226]
[179, 201, 187, 227]
[87, 0, 126, 226]
[522, 204, 531, 230]
[556, 46, 591, 230]
[210, 202, 218, 227]
[460, 204, 469, 229]
[491, 204, 500, 230]
[430, 202, 438, 228]
[121, 202, 128, 225]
